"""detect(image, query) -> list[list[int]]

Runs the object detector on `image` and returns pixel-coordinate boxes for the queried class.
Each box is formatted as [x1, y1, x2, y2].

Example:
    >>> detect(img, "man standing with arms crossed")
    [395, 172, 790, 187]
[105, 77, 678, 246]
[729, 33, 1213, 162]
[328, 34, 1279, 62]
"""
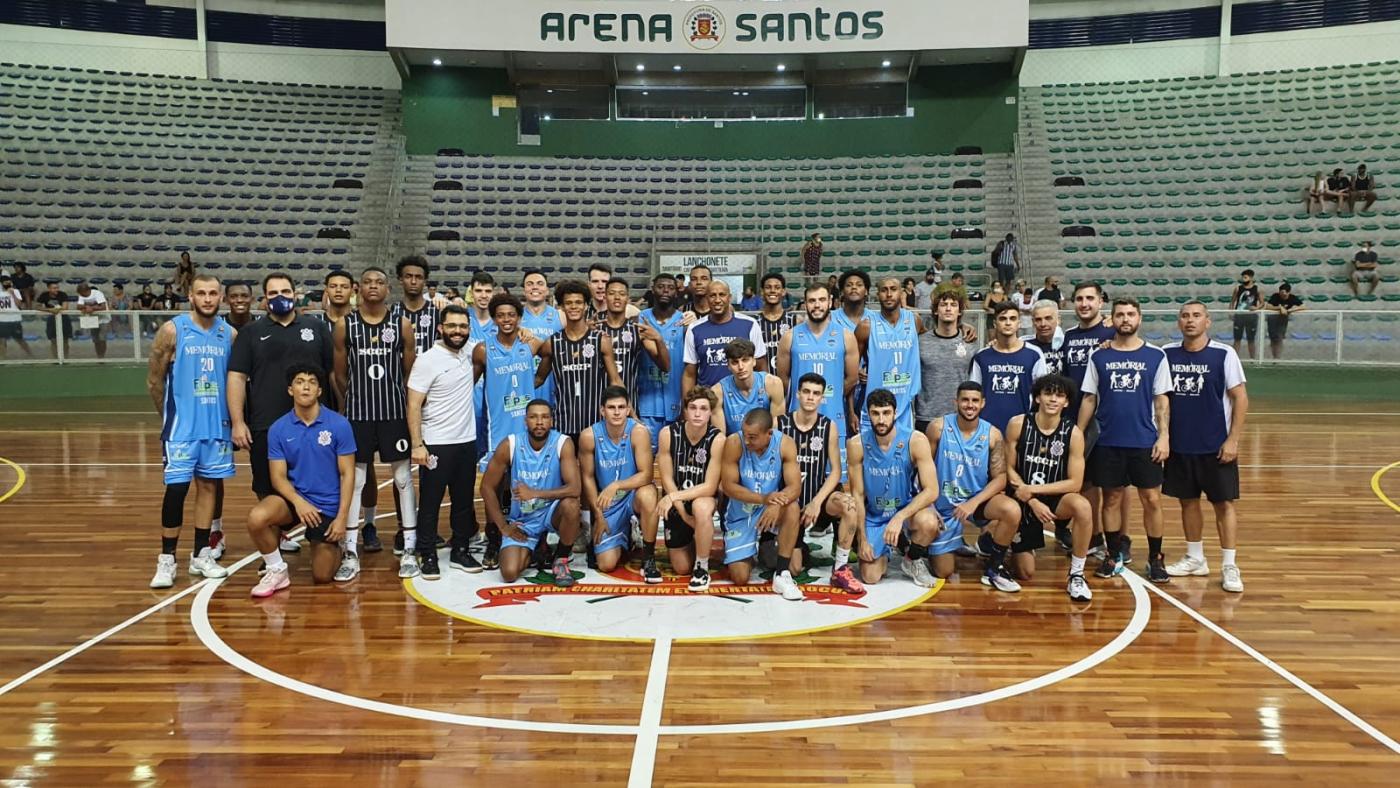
[146, 274, 234, 587]
[1077, 297, 1173, 584]
[1162, 301, 1248, 592]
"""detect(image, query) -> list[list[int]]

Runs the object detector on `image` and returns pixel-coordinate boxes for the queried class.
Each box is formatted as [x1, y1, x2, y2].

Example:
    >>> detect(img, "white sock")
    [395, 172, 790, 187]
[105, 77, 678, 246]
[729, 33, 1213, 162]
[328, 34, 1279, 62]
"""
[1186, 541, 1206, 561]
[263, 551, 287, 573]
[210, 518, 223, 534]
[1069, 555, 1086, 576]
[1220, 548, 1237, 567]
[833, 547, 849, 571]
[342, 526, 359, 557]
[362, 506, 377, 528]
[696, 556, 709, 571]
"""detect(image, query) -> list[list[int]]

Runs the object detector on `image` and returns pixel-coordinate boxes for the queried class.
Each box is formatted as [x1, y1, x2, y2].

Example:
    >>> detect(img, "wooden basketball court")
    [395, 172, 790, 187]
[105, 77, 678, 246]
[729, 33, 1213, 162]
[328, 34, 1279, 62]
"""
[2, 395, 1399, 785]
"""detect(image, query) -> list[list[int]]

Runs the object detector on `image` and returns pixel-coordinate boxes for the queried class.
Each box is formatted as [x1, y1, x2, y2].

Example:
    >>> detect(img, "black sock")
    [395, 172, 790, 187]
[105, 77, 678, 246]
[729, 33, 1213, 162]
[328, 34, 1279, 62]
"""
[193, 528, 210, 554]
[984, 541, 1009, 572]
[553, 540, 571, 561]
[1148, 535, 1163, 560]
[907, 543, 928, 561]
[161, 536, 178, 555]
[643, 540, 655, 559]
[1107, 531, 1123, 559]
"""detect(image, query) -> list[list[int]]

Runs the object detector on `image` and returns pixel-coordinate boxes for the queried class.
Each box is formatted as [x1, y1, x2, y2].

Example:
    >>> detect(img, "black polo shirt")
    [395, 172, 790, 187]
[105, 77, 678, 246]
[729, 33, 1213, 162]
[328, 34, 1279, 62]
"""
[228, 313, 335, 431]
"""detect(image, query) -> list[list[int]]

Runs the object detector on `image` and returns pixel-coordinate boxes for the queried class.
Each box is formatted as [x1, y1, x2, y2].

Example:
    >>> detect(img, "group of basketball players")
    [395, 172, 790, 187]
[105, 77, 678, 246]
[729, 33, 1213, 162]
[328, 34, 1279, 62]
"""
[145, 256, 1248, 603]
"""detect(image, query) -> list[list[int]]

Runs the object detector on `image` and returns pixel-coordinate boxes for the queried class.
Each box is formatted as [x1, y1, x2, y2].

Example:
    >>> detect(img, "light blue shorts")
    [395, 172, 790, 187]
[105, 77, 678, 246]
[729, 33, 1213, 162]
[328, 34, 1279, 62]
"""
[163, 439, 235, 485]
[594, 493, 636, 554]
[501, 501, 560, 551]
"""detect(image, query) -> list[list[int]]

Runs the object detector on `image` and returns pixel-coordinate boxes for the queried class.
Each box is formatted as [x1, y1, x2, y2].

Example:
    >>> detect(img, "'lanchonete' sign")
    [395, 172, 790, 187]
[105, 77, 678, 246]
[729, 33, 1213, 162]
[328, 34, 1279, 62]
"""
[658, 253, 757, 276]
[388, 0, 1027, 55]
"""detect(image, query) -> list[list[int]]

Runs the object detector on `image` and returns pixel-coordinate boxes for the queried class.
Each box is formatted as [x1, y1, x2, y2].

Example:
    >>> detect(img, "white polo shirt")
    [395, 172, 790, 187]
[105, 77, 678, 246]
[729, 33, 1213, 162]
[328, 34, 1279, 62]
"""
[407, 342, 477, 445]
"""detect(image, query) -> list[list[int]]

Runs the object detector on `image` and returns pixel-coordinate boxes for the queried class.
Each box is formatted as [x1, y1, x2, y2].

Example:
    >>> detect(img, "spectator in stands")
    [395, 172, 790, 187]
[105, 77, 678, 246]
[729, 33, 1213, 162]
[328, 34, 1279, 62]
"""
[428, 283, 448, 311]
[1351, 241, 1381, 296]
[1349, 164, 1377, 212]
[73, 281, 109, 359]
[1264, 282, 1305, 360]
[108, 283, 130, 340]
[982, 281, 1008, 328]
[937, 272, 969, 311]
[991, 233, 1020, 289]
[825, 274, 840, 301]
[801, 232, 824, 284]
[901, 277, 918, 309]
[36, 281, 71, 359]
[135, 283, 160, 337]
[740, 286, 761, 311]
[1012, 280, 1035, 332]
[447, 287, 467, 308]
[1230, 268, 1262, 359]
[1305, 171, 1329, 215]
[1324, 168, 1351, 213]
[913, 266, 939, 311]
[158, 283, 182, 311]
[1032, 276, 1066, 308]
[225, 282, 254, 330]
[0, 274, 33, 359]
[10, 263, 35, 309]
[172, 251, 195, 298]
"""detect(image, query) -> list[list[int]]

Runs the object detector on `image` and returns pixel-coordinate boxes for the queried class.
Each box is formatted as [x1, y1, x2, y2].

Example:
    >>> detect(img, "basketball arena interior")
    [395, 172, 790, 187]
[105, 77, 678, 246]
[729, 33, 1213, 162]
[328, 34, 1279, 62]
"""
[2, 0, 1400, 784]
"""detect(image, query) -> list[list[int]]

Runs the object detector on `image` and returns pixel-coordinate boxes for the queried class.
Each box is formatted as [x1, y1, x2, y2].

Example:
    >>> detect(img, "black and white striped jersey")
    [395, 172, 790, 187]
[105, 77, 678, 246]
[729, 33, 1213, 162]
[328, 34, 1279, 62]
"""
[391, 300, 439, 356]
[599, 318, 641, 399]
[667, 421, 721, 492]
[550, 327, 610, 436]
[777, 413, 835, 507]
[343, 310, 407, 422]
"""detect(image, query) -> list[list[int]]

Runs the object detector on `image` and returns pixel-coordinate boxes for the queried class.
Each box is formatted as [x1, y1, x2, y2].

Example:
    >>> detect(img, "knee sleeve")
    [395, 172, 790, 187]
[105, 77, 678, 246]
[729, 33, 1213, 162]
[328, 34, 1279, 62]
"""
[391, 459, 416, 527]
[162, 482, 191, 529]
[354, 463, 368, 492]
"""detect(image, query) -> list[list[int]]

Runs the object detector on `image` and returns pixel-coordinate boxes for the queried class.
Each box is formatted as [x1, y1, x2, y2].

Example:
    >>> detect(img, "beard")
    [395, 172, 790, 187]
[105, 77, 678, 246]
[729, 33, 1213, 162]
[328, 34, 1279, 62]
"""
[442, 333, 468, 350]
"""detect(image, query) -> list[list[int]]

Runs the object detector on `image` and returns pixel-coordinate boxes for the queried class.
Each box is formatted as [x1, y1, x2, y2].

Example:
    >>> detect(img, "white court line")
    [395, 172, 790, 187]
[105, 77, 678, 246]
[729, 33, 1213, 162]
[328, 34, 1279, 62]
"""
[0, 580, 211, 696]
[1140, 581, 1400, 756]
[628, 636, 673, 788]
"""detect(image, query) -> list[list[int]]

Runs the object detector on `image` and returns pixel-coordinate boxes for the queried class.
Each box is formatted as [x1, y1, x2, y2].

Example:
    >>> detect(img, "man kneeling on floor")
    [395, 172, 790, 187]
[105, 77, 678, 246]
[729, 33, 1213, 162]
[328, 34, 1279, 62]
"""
[246, 364, 356, 597]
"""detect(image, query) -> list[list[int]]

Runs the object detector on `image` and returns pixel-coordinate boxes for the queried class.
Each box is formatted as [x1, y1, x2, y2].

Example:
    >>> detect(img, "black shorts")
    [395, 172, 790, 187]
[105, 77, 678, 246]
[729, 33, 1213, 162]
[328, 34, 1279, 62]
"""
[1266, 316, 1288, 341]
[45, 316, 72, 340]
[1081, 418, 1101, 457]
[273, 495, 335, 543]
[663, 502, 699, 550]
[0, 322, 20, 340]
[1232, 314, 1257, 341]
[250, 429, 273, 499]
[1014, 495, 1058, 554]
[1164, 452, 1240, 503]
[1091, 445, 1163, 489]
[351, 419, 411, 463]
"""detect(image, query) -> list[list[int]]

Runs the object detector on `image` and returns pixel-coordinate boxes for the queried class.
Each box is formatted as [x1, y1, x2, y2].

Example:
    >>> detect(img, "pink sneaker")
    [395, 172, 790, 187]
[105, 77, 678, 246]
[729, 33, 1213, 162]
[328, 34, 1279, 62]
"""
[250, 567, 290, 598]
[830, 565, 866, 595]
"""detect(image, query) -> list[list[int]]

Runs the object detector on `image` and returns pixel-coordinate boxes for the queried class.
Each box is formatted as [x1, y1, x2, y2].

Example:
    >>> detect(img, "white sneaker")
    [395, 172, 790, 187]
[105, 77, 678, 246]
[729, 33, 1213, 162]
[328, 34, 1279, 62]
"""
[772, 570, 804, 601]
[150, 554, 177, 589]
[1165, 555, 1209, 577]
[334, 553, 361, 583]
[980, 567, 1022, 593]
[208, 530, 226, 560]
[279, 537, 302, 553]
[398, 552, 420, 579]
[188, 547, 228, 579]
[1221, 564, 1244, 593]
[251, 566, 290, 598]
[1067, 573, 1093, 602]
[902, 557, 937, 588]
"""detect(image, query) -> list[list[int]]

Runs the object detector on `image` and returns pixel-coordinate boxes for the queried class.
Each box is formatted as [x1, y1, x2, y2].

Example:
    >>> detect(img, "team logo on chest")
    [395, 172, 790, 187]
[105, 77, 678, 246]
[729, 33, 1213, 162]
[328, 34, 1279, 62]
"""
[582, 343, 595, 359]
[381, 327, 397, 344]
[419, 313, 432, 327]
[300, 328, 315, 342]
[1050, 440, 1065, 458]
[317, 430, 332, 446]
[809, 435, 823, 451]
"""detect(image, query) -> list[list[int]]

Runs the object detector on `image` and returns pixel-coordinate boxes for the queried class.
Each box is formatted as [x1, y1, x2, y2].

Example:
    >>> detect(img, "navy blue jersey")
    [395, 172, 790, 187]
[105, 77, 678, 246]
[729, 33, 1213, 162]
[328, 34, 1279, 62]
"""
[1082, 343, 1173, 450]
[1162, 341, 1246, 454]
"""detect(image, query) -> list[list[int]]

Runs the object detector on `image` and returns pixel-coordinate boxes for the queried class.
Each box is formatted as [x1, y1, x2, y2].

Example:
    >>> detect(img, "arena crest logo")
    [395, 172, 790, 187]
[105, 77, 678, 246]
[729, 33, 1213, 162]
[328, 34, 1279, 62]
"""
[407, 563, 937, 642]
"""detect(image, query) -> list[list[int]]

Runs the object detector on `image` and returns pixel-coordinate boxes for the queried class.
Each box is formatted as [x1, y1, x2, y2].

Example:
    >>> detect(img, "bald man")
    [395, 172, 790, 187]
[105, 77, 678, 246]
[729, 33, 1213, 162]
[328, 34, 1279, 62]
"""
[682, 280, 768, 392]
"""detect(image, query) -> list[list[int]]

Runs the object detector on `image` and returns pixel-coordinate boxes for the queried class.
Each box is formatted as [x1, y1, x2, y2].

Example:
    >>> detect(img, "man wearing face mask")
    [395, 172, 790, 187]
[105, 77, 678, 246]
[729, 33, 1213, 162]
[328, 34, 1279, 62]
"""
[228, 272, 336, 513]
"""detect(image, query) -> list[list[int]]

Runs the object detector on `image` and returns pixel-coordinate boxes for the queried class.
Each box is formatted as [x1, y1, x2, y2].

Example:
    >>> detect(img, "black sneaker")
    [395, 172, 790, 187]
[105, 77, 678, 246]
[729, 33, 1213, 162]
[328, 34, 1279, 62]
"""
[1119, 534, 1134, 566]
[450, 546, 482, 573]
[535, 540, 554, 571]
[419, 551, 441, 580]
[1094, 554, 1123, 579]
[1147, 553, 1170, 585]
[362, 524, 383, 553]
[642, 558, 662, 584]
[1054, 524, 1073, 553]
[393, 529, 405, 556]
[482, 543, 500, 570]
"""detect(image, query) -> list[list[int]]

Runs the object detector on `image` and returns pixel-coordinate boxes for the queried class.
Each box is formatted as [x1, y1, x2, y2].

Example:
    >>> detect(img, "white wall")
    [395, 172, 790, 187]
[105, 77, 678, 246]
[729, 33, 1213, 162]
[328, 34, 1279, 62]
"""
[1223, 19, 1400, 74]
[0, 23, 399, 89]
[152, 0, 385, 21]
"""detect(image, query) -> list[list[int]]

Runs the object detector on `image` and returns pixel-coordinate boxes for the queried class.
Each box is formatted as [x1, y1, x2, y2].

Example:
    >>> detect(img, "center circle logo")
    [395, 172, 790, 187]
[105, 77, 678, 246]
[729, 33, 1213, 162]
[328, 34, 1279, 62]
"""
[407, 562, 937, 642]
[684, 5, 725, 51]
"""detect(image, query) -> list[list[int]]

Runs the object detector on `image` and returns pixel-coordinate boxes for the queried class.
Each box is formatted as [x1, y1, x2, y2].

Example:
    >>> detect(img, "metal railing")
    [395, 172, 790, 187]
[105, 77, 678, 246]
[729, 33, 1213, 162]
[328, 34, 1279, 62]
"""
[0, 308, 1397, 367]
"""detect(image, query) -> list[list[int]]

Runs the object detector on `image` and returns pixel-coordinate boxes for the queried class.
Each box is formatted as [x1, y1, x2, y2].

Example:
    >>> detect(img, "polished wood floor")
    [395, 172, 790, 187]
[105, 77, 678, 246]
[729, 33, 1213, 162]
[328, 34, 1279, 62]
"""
[1, 396, 1399, 785]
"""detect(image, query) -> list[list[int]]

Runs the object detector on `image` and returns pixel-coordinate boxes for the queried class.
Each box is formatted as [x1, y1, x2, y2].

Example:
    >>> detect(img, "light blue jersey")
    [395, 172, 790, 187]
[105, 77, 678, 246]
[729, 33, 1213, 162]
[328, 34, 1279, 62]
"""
[718, 372, 771, 434]
[502, 430, 565, 551]
[933, 415, 992, 520]
[481, 335, 536, 470]
[591, 418, 640, 554]
[162, 313, 234, 443]
[520, 304, 562, 403]
[723, 434, 785, 564]
[637, 307, 687, 445]
[861, 309, 920, 433]
[787, 321, 848, 429]
[861, 426, 916, 559]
